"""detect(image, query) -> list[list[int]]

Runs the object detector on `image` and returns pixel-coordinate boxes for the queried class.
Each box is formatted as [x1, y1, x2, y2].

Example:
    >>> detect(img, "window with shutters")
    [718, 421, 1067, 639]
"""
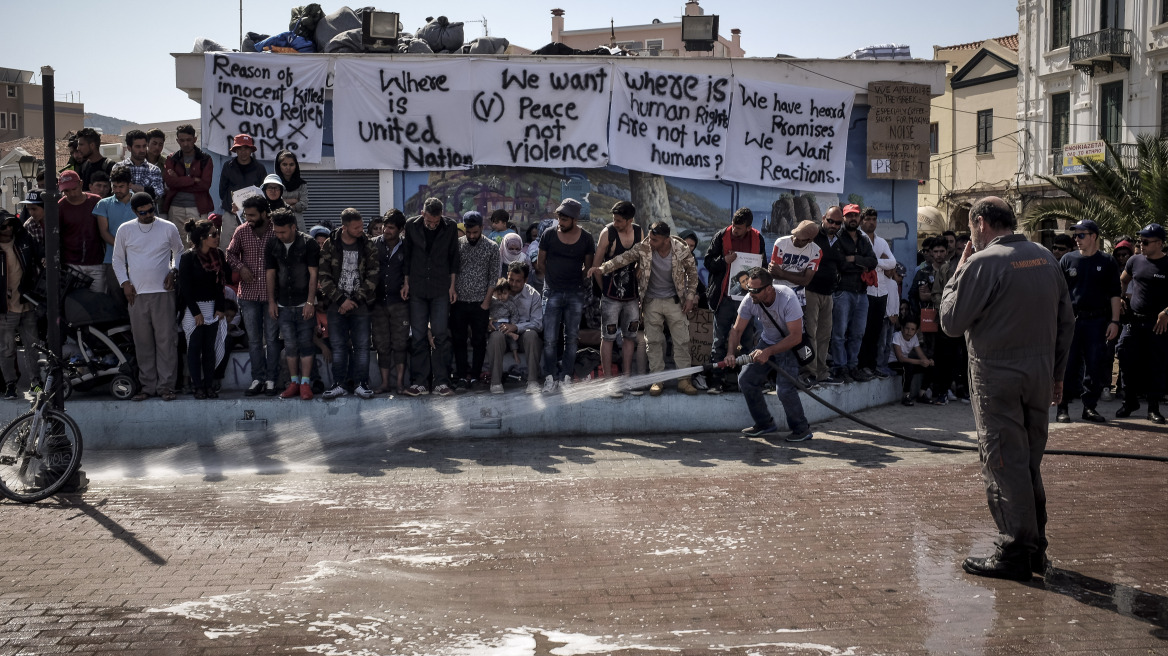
[976, 110, 993, 154]
[1051, 93, 1070, 150]
[1099, 81, 1123, 145]
[1051, 0, 1071, 49]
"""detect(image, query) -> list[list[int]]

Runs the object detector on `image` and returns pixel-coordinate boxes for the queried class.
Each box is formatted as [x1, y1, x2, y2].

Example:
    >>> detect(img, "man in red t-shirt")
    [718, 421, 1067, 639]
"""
[57, 170, 106, 292]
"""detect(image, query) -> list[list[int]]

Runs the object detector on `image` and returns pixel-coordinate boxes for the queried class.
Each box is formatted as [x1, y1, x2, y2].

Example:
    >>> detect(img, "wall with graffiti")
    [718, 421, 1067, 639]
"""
[391, 105, 918, 268]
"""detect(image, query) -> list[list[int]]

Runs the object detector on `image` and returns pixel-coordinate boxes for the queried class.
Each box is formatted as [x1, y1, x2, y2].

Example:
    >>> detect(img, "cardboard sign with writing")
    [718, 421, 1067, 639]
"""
[608, 67, 731, 179]
[201, 53, 329, 162]
[332, 59, 473, 171]
[723, 79, 853, 193]
[866, 81, 931, 180]
[470, 61, 612, 169]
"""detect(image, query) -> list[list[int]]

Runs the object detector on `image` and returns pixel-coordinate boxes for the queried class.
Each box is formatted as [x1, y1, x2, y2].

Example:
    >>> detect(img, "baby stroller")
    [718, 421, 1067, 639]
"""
[23, 267, 139, 400]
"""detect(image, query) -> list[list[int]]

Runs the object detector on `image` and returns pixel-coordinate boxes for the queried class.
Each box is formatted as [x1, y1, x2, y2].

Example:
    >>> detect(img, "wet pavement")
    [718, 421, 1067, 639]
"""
[1, 398, 1165, 655]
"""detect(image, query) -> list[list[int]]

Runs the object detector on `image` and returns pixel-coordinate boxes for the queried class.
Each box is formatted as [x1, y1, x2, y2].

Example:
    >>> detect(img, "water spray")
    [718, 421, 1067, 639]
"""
[706, 355, 1168, 463]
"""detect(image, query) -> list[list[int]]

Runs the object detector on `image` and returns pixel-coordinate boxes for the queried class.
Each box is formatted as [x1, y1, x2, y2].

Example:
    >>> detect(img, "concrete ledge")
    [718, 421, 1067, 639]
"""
[0, 378, 902, 451]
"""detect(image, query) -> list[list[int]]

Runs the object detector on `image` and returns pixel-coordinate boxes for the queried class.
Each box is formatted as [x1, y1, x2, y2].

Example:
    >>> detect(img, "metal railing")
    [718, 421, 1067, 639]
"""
[1069, 28, 1132, 64]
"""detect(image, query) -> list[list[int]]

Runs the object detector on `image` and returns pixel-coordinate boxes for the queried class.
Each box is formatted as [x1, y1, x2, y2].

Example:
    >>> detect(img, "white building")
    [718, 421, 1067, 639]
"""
[1017, 0, 1168, 228]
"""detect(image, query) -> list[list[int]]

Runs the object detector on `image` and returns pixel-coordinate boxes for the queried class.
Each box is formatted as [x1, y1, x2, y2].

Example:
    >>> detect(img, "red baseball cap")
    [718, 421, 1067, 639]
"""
[842, 204, 861, 216]
[230, 134, 255, 152]
[58, 170, 81, 191]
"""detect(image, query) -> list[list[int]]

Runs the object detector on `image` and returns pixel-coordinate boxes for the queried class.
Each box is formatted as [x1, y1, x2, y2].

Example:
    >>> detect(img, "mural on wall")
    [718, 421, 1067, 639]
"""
[398, 107, 918, 268]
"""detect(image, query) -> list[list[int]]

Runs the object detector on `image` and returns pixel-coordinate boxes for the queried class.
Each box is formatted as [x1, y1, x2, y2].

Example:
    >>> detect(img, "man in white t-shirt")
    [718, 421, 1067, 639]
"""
[113, 192, 184, 401]
[859, 208, 898, 377]
[723, 267, 811, 441]
[769, 220, 822, 307]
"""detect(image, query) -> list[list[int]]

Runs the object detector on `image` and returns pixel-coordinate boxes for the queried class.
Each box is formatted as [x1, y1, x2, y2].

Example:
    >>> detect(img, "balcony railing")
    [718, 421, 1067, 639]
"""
[1069, 28, 1132, 75]
[1050, 142, 1139, 176]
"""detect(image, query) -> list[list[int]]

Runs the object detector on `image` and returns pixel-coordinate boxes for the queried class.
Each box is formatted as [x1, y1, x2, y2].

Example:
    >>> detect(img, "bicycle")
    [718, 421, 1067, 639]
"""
[0, 343, 84, 503]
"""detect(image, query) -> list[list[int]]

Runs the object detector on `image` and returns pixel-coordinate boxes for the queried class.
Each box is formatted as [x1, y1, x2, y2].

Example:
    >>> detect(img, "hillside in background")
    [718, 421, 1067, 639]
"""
[84, 113, 138, 136]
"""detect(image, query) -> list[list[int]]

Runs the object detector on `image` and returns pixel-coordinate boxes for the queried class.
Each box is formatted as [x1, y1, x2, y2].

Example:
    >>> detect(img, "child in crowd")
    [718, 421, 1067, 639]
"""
[482, 277, 521, 369]
[891, 318, 933, 406]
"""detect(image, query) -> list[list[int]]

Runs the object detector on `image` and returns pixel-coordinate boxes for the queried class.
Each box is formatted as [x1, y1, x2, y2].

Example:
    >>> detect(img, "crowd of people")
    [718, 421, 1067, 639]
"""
[0, 129, 1165, 431]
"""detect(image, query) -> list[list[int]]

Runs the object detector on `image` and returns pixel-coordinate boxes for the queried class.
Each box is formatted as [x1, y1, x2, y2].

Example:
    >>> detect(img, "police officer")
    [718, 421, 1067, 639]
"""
[940, 197, 1074, 582]
[1116, 223, 1168, 424]
[1056, 219, 1121, 423]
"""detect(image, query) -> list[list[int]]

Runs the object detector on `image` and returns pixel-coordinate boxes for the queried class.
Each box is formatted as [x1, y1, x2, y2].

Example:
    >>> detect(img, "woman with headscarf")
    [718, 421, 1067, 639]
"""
[498, 232, 529, 276]
[178, 218, 232, 398]
[275, 150, 310, 232]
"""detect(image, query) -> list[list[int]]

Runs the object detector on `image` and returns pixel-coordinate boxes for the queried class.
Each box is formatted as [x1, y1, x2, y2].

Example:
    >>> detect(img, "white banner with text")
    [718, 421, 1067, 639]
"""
[722, 79, 854, 194]
[201, 53, 329, 162]
[468, 61, 613, 168]
[332, 59, 474, 171]
[607, 67, 732, 178]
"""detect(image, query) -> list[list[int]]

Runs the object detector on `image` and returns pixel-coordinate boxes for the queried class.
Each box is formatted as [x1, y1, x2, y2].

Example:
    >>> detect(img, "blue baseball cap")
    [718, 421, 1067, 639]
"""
[1138, 223, 1167, 241]
[1071, 219, 1099, 234]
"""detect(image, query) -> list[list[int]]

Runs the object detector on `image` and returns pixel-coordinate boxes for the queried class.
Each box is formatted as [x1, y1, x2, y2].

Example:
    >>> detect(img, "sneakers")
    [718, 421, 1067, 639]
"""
[433, 384, 454, 397]
[279, 382, 301, 399]
[693, 374, 708, 391]
[874, 367, 892, 379]
[677, 379, 699, 396]
[561, 375, 573, 389]
[785, 431, 813, 442]
[490, 383, 505, 394]
[3, 382, 17, 400]
[404, 384, 429, 396]
[526, 381, 541, 395]
[264, 380, 278, 396]
[930, 395, 949, 406]
[300, 382, 314, 400]
[851, 368, 874, 383]
[649, 382, 665, 397]
[818, 375, 843, 387]
[354, 383, 375, 399]
[323, 384, 347, 400]
[741, 423, 779, 437]
[245, 379, 263, 396]
[901, 394, 915, 406]
[542, 375, 557, 394]
[706, 385, 724, 395]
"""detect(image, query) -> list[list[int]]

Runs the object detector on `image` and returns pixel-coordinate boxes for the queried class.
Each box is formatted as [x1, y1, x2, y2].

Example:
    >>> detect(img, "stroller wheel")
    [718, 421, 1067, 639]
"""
[110, 375, 137, 401]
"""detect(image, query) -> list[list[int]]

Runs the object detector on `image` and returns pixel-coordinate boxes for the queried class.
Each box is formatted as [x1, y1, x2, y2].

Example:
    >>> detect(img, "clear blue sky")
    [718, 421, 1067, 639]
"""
[0, 0, 1018, 125]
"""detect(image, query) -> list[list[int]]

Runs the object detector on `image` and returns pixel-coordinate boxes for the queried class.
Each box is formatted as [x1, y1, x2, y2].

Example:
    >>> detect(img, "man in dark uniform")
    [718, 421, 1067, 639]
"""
[1057, 219, 1121, 423]
[1116, 223, 1168, 424]
[940, 197, 1074, 582]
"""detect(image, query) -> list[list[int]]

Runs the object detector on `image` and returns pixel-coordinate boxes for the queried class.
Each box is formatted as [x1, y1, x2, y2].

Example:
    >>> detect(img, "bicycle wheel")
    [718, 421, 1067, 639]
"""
[0, 410, 83, 503]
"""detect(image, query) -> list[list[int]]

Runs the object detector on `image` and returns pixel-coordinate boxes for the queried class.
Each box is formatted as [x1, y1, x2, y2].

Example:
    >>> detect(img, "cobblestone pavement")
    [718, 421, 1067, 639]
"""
[1, 399, 1165, 655]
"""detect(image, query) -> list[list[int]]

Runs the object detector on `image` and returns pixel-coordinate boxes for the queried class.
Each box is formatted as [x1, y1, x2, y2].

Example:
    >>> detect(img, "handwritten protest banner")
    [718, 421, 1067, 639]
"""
[866, 81, 930, 180]
[470, 61, 612, 168]
[608, 67, 731, 178]
[332, 59, 473, 171]
[201, 53, 328, 162]
[723, 79, 853, 194]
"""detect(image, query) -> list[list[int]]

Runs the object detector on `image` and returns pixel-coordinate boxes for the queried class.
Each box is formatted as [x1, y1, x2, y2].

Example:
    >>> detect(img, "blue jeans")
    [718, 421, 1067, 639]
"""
[738, 348, 808, 433]
[240, 299, 280, 382]
[328, 307, 371, 386]
[409, 295, 451, 387]
[541, 290, 585, 379]
[277, 305, 315, 359]
[830, 290, 868, 372]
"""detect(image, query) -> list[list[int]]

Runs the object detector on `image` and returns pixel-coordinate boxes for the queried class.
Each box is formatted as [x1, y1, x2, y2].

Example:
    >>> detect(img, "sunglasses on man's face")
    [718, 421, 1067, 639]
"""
[136, 207, 155, 216]
[746, 286, 768, 295]
[824, 219, 842, 226]
[1072, 232, 1091, 240]
[1141, 238, 1161, 245]
[1052, 246, 1068, 252]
